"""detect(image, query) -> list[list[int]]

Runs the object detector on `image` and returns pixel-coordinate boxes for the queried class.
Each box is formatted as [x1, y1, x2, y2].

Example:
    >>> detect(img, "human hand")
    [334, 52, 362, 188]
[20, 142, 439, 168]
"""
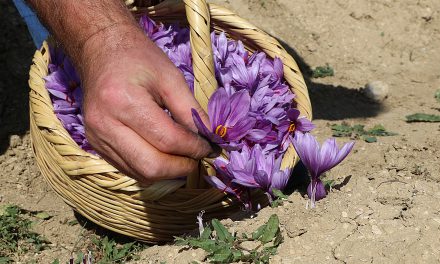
[78, 24, 217, 182]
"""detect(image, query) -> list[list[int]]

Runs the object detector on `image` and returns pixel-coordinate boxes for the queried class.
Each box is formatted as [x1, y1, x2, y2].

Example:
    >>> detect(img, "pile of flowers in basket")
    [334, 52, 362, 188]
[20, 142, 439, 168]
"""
[44, 15, 354, 208]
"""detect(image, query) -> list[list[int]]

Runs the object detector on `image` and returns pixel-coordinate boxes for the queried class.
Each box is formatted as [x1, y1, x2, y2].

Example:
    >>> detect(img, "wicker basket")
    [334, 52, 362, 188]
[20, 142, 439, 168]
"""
[28, 0, 312, 243]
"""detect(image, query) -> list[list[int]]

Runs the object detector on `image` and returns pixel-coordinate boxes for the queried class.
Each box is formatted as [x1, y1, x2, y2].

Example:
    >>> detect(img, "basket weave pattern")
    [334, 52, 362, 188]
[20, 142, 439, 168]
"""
[28, 0, 312, 242]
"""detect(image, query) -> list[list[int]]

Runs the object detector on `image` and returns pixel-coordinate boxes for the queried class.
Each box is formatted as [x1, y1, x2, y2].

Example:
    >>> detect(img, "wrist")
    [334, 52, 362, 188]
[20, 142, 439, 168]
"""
[77, 22, 146, 85]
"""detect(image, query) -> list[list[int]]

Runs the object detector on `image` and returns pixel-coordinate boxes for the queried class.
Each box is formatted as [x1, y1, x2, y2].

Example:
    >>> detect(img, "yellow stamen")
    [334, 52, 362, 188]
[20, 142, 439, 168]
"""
[215, 125, 228, 137]
[288, 123, 296, 133]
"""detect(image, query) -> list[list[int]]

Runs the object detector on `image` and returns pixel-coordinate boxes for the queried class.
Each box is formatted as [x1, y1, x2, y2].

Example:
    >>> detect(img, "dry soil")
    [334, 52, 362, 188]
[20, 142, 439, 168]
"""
[1, 0, 440, 263]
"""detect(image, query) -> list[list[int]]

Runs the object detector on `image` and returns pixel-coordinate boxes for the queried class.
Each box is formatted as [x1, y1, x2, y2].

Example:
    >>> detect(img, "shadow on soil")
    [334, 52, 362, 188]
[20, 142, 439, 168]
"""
[277, 38, 385, 121]
[0, 2, 34, 154]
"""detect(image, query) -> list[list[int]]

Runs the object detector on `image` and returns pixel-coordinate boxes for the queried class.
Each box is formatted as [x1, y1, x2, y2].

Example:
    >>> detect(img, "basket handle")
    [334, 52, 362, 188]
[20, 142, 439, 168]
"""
[183, 0, 217, 107]
[183, 0, 217, 188]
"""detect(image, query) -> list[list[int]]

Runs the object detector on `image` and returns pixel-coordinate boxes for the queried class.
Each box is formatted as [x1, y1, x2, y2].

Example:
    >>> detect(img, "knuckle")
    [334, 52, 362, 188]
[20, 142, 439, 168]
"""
[98, 84, 124, 106]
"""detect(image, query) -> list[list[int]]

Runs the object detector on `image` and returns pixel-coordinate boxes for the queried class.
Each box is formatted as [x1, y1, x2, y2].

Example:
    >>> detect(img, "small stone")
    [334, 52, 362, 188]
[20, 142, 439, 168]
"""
[9, 135, 21, 148]
[371, 225, 382, 235]
[364, 81, 389, 102]
[341, 211, 348, 218]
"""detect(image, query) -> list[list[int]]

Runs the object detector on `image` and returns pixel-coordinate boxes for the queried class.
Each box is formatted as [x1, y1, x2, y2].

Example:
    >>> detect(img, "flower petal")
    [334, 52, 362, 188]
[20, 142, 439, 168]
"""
[191, 108, 224, 144]
[225, 90, 251, 127]
[254, 170, 270, 190]
[208, 88, 230, 129]
[205, 176, 234, 194]
[287, 108, 300, 121]
[333, 141, 355, 166]
[270, 169, 290, 193]
[293, 132, 320, 178]
[307, 179, 327, 201]
[225, 117, 256, 141]
[295, 117, 315, 132]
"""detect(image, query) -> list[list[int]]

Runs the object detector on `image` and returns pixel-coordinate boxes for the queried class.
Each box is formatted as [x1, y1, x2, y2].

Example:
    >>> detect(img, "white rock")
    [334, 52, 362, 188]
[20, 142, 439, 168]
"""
[371, 225, 382, 235]
[364, 81, 389, 102]
[9, 135, 21, 148]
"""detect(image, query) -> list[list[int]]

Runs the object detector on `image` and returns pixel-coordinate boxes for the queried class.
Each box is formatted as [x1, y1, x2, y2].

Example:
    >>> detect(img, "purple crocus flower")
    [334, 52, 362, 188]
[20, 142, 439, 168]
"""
[286, 109, 315, 133]
[234, 144, 290, 199]
[230, 53, 260, 92]
[139, 15, 176, 50]
[167, 42, 192, 68]
[209, 145, 291, 200]
[204, 157, 248, 201]
[278, 108, 315, 151]
[44, 57, 81, 104]
[293, 132, 354, 208]
[191, 87, 255, 150]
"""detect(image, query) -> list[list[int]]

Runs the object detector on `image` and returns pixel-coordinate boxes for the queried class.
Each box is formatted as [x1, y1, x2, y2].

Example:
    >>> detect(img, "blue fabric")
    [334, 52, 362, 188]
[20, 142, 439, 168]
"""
[13, 0, 49, 48]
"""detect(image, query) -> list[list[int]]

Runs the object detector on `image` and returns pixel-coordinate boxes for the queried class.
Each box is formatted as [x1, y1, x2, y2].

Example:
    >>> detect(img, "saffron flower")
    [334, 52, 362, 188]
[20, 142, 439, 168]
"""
[206, 144, 290, 203]
[228, 145, 290, 199]
[293, 132, 354, 208]
[191, 88, 255, 150]
[278, 108, 315, 151]
[204, 157, 248, 203]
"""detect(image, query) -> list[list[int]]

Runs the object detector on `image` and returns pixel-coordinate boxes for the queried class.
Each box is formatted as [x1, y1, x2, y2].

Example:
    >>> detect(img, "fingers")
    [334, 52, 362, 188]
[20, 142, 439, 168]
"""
[116, 93, 216, 160]
[157, 69, 212, 133]
[87, 120, 199, 181]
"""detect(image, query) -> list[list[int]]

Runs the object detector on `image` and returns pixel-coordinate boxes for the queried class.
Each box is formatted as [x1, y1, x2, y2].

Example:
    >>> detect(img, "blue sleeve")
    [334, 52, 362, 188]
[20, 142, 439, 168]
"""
[13, 0, 49, 48]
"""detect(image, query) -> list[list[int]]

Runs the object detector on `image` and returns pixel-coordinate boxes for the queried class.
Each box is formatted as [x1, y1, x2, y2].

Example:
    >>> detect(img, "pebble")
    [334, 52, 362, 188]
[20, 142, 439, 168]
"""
[364, 81, 389, 102]
[9, 135, 21, 148]
[371, 225, 382, 235]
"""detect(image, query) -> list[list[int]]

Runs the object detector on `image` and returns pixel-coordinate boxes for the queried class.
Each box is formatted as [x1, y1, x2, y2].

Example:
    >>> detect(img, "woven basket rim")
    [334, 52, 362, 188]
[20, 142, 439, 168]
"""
[28, 0, 312, 242]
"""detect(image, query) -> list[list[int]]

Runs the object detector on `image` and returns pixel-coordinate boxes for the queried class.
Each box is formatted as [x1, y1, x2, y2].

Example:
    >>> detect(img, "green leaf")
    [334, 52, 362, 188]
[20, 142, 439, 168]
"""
[435, 89, 440, 103]
[200, 226, 212, 240]
[194, 240, 218, 252]
[273, 231, 284, 247]
[406, 113, 440, 122]
[367, 124, 397, 136]
[174, 236, 189, 246]
[270, 199, 283, 208]
[252, 225, 266, 240]
[232, 250, 243, 261]
[331, 123, 353, 137]
[67, 220, 78, 226]
[332, 122, 397, 139]
[75, 252, 84, 264]
[352, 124, 365, 134]
[51, 259, 60, 264]
[35, 212, 51, 220]
[209, 247, 233, 263]
[363, 136, 377, 143]
[323, 179, 335, 189]
[182, 238, 217, 252]
[0, 257, 13, 264]
[270, 189, 288, 208]
[311, 64, 334, 78]
[271, 189, 288, 199]
[211, 219, 234, 243]
[260, 215, 280, 244]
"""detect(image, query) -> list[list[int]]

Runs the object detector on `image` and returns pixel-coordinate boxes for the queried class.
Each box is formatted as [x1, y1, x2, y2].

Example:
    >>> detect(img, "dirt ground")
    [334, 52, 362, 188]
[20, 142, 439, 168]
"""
[1, 0, 440, 263]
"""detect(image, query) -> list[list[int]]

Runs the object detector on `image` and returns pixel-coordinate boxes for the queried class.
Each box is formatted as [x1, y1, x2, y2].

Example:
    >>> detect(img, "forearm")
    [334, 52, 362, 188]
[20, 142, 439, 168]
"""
[26, 0, 141, 73]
